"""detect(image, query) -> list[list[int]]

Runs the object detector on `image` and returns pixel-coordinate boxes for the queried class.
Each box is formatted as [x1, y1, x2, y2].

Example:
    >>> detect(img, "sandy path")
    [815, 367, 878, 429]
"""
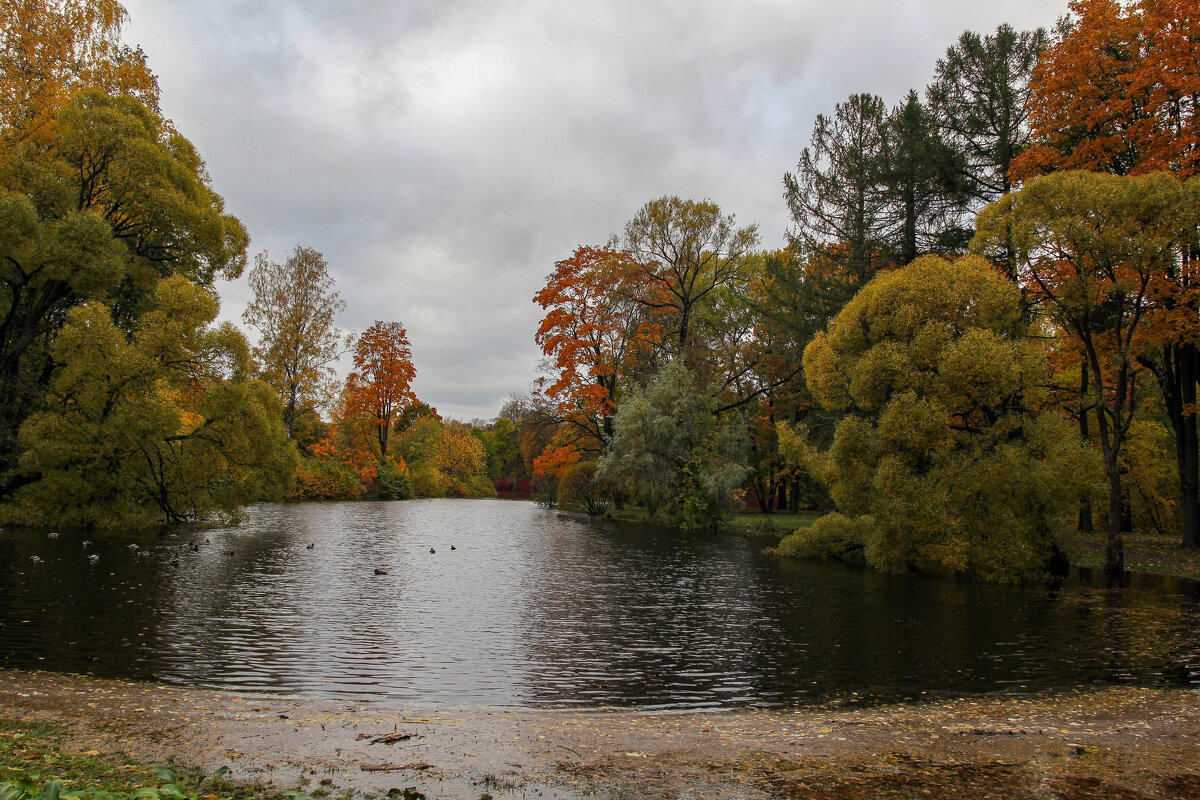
[2, 670, 1199, 799]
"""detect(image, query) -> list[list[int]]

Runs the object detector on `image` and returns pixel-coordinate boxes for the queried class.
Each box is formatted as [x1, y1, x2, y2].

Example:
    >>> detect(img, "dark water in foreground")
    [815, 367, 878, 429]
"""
[1, 499, 1199, 709]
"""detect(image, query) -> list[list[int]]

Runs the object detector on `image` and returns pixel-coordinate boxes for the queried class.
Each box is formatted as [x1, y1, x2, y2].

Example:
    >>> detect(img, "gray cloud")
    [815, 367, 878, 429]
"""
[122, 0, 1068, 420]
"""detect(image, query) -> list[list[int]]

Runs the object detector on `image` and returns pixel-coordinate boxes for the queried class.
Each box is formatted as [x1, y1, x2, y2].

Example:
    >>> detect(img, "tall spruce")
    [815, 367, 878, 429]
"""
[926, 24, 1049, 205]
[881, 90, 966, 263]
[783, 93, 892, 311]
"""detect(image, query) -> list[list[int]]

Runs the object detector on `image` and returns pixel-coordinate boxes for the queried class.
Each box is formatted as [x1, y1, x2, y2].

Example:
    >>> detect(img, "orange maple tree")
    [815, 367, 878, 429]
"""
[343, 320, 417, 459]
[1014, 0, 1200, 181]
[533, 245, 658, 453]
[532, 443, 581, 480]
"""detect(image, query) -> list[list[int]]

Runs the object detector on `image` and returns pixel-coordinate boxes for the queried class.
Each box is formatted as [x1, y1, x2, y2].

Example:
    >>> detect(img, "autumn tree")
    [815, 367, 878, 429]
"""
[0, 0, 159, 140]
[533, 245, 655, 453]
[787, 255, 1096, 581]
[1010, 0, 1200, 549]
[430, 421, 491, 497]
[393, 415, 494, 498]
[6, 276, 294, 527]
[1014, 0, 1200, 181]
[975, 171, 1199, 573]
[343, 320, 416, 459]
[0, 90, 248, 491]
[242, 245, 346, 440]
[622, 196, 759, 362]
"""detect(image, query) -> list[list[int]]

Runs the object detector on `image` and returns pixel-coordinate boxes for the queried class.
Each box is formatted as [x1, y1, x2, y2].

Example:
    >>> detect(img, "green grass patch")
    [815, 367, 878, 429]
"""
[724, 510, 822, 541]
[599, 506, 823, 541]
[1060, 529, 1200, 580]
[0, 719, 315, 800]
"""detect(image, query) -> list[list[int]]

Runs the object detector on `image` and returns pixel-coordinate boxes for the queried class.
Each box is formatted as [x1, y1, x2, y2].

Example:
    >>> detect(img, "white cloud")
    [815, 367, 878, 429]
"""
[124, 0, 1068, 419]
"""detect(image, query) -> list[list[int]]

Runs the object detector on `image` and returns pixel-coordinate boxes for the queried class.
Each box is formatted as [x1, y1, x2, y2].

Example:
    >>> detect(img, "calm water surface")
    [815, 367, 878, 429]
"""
[1, 499, 1199, 709]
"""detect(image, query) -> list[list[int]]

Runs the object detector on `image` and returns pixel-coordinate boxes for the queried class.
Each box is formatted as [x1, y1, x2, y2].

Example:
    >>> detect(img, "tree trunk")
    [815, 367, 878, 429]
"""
[1105, 458, 1125, 578]
[751, 478, 769, 514]
[285, 384, 298, 440]
[1140, 342, 1200, 548]
[1078, 360, 1093, 532]
[1177, 343, 1199, 547]
[788, 477, 801, 513]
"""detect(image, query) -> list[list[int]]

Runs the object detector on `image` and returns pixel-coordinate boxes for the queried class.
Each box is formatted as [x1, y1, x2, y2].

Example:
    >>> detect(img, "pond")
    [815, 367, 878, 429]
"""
[1, 499, 1199, 709]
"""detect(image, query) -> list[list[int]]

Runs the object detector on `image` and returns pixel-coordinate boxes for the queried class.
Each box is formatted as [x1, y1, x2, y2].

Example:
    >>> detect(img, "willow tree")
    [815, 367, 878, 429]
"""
[0, 89, 249, 490]
[783, 255, 1095, 582]
[9, 277, 294, 527]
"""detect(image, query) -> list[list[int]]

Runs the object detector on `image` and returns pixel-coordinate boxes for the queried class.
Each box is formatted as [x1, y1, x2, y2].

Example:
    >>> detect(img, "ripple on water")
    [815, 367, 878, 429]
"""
[2, 498, 1200, 708]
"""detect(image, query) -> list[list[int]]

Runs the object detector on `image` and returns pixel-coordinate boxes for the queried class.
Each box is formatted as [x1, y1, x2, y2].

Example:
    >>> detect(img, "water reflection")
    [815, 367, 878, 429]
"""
[1, 499, 1198, 708]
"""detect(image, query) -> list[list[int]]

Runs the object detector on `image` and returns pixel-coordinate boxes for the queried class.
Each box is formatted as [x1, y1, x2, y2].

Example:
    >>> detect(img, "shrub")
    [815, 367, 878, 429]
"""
[289, 457, 360, 500]
[775, 513, 868, 560]
[374, 461, 414, 500]
[557, 461, 613, 515]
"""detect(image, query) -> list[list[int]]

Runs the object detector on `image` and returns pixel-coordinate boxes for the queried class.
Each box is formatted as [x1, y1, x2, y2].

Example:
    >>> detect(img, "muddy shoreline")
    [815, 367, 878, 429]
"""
[2, 670, 1199, 799]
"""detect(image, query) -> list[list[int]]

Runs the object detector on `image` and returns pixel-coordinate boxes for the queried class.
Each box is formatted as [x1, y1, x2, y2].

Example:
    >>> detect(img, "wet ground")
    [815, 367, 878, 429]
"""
[1, 670, 1199, 798]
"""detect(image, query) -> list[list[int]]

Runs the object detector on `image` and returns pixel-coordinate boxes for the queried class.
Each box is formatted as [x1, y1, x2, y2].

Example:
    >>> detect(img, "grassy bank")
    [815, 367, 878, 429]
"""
[1061, 529, 1200, 580]
[600, 506, 821, 538]
[724, 510, 821, 538]
[0, 719, 317, 800]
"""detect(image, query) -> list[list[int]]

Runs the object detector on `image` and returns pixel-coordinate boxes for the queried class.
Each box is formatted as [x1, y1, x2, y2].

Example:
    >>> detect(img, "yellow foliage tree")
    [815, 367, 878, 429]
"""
[783, 255, 1099, 581]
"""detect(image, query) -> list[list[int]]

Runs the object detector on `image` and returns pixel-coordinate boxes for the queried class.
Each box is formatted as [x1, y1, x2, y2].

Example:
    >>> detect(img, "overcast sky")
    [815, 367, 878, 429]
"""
[121, 0, 1069, 421]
